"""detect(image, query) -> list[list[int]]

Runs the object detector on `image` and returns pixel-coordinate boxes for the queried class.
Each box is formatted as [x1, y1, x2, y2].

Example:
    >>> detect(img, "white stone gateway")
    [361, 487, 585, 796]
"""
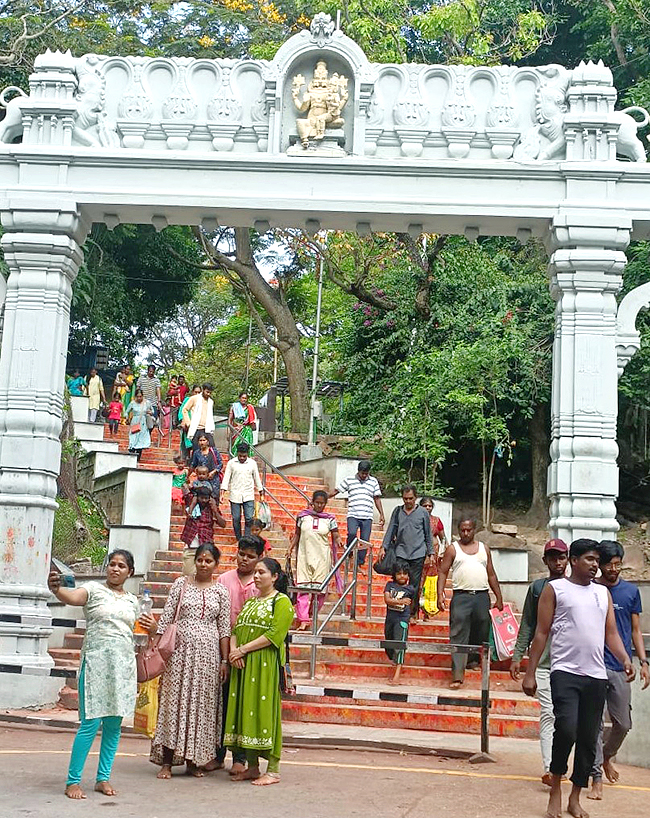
[2, 13, 650, 705]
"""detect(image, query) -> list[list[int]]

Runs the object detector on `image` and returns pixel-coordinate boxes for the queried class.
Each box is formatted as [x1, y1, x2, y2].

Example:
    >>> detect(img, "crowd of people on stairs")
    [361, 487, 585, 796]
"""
[59, 370, 650, 810]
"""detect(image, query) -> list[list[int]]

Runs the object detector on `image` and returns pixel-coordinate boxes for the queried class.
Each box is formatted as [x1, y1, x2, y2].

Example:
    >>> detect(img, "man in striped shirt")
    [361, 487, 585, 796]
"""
[330, 460, 385, 567]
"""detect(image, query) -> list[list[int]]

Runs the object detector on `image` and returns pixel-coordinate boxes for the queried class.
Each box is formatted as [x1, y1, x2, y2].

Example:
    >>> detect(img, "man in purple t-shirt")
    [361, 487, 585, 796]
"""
[588, 541, 650, 800]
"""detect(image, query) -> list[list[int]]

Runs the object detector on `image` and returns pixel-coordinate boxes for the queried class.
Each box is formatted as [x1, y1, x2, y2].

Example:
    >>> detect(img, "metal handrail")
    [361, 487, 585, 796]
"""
[255, 447, 311, 503]
[288, 536, 361, 678]
[263, 484, 298, 522]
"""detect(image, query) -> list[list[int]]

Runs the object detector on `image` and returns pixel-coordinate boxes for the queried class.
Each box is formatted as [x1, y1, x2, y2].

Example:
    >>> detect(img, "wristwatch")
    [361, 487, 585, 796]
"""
[641, 659, 649, 666]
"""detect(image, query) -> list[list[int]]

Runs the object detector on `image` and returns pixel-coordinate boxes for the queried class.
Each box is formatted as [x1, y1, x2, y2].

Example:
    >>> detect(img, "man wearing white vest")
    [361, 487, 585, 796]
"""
[181, 382, 216, 451]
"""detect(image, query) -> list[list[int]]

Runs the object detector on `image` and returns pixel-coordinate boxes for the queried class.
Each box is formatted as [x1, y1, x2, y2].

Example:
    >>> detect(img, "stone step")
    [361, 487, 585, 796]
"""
[281, 699, 539, 738]
[289, 684, 540, 717]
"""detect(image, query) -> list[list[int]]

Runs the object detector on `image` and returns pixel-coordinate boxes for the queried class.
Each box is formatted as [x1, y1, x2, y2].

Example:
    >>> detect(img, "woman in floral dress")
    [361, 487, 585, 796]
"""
[225, 557, 294, 786]
[47, 549, 143, 800]
[151, 543, 231, 778]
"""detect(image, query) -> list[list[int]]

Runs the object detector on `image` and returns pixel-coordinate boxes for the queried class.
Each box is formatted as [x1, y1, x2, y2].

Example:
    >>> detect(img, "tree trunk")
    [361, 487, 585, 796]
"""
[197, 227, 310, 432]
[523, 403, 550, 528]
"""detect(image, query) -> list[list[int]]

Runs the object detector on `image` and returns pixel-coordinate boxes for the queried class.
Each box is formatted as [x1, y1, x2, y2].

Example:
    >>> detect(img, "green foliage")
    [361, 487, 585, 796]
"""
[69, 224, 204, 364]
[332, 236, 554, 498]
[52, 495, 108, 566]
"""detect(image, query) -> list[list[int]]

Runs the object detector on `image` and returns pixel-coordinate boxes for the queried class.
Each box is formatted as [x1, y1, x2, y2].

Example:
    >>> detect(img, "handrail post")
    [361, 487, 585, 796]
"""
[481, 641, 491, 754]
[468, 641, 494, 763]
[310, 593, 318, 680]
[366, 541, 372, 619]
[350, 539, 358, 620]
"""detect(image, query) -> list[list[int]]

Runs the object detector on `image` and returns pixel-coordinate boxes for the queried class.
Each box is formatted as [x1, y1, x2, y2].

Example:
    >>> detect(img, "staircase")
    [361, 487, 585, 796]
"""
[50, 422, 540, 742]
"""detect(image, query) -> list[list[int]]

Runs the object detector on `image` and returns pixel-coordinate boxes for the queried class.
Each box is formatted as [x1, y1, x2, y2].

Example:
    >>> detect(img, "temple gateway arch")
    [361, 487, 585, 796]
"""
[3, 13, 650, 704]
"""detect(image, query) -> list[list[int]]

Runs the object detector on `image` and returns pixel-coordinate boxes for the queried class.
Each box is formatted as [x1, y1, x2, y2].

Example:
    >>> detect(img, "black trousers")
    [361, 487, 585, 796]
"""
[449, 590, 490, 681]
[550, 670, 607, 788]
[404, 557, 425, 619]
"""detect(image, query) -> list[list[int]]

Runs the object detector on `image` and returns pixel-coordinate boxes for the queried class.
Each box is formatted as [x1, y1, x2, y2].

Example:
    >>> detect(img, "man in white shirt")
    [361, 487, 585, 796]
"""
[220, 442, 265, 540]
[181, 382, 215, 450]
[330, 460, 384, 567]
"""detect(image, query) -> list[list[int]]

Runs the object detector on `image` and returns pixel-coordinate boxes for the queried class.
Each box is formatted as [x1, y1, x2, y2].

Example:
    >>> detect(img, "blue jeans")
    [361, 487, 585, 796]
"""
[230, 500, 255, 541]
[347, 516, 373, 565]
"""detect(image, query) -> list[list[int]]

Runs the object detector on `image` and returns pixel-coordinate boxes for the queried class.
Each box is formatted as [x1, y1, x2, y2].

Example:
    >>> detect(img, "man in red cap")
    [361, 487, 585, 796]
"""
[510, 539, 569, 785]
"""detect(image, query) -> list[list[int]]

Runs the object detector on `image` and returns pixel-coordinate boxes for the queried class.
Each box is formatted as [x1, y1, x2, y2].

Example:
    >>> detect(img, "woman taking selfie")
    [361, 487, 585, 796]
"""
[48, 549, 151, 800]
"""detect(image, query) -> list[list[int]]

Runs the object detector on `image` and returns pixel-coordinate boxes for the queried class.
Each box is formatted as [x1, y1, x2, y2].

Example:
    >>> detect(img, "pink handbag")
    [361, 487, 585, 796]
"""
[136, 579, 187, 682]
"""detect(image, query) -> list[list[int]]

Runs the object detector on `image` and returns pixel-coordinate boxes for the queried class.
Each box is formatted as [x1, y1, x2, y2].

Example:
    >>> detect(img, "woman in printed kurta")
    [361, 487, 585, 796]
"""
[225, 557, 294, 785]
[288, 490, 340, 630]
[126, 388, 152, 459]
[47, 549, 143, 800]
[151, 544, 231, 778]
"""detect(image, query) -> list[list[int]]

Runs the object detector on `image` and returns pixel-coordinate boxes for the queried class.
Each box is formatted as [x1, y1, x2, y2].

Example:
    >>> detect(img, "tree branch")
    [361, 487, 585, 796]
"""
[0, 3, 88, 66]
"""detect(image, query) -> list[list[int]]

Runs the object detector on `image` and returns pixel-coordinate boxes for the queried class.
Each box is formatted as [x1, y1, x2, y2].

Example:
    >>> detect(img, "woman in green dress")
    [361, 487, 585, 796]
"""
[225, 557, 294, 786]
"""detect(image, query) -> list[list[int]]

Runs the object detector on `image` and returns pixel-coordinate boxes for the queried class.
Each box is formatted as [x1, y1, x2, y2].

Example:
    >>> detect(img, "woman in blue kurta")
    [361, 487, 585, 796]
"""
[224, 557, 294, 785]
[126, 388, 152, 460]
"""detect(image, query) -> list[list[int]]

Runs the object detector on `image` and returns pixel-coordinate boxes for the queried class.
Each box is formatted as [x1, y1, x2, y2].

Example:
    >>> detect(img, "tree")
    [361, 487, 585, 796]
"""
[69, 224, 204, 364]
[187, 227, 311, 431]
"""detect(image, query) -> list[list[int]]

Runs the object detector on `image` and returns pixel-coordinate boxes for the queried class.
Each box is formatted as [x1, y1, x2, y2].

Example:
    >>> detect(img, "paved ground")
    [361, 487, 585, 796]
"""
[2, 724, 650, 818]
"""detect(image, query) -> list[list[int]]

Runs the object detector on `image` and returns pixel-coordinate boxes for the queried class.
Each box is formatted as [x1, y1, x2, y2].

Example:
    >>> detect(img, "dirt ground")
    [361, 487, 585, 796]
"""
[2, 724, 649, 818]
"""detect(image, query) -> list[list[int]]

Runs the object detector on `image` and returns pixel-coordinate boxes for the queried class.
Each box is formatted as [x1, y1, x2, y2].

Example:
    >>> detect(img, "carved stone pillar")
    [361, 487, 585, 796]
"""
[546, 213, 630, 542]
[0, 205, 88, 707]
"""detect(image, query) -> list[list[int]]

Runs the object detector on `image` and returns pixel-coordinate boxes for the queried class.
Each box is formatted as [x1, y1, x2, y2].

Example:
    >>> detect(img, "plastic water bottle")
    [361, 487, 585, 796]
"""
[133, 589, 153, 646]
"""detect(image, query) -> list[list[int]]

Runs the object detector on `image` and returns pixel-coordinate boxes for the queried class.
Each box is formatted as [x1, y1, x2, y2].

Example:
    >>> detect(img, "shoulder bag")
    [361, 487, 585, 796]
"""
[136, 578, 187, 682]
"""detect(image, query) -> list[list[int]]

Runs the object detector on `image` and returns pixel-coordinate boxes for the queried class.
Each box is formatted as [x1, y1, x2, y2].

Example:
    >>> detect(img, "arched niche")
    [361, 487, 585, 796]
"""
[269, 16, 371, 155]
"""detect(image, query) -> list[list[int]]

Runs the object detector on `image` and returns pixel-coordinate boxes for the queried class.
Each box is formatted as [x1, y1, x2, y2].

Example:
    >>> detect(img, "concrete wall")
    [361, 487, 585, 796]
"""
[69, 395, 88, 424]
[108, 526, 160, 586]
[94, 467, 171, 549]
[79, 439, 119, 455]
[78, 450, 137, 493]
[491, 549, 529, 583]
[93, 469, 127, 527]
[122, 469, 172, 550]
[73, 420, 104, 441]
[255, 438, 298, 469]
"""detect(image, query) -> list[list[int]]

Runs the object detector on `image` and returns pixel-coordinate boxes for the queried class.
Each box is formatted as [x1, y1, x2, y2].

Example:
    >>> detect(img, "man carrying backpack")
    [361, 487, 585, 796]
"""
[510, 539, 569, 786]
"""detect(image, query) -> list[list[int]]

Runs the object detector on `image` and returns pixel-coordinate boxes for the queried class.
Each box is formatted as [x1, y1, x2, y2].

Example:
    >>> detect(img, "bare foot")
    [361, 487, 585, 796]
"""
[297, 621, 310, 631]
[202, 759, 224, 772]
[64, 784, 86, 800]
[94, 781, 117, 796]
[587, 780, 602, 801]
[466, 661, 480, 671]
[157, 765, 172, 780]
[251, 773, 280, 786]
[603, 758, 620, 784]
[545, 775, 562, 818]
[449, 680, 463, 690]
[231, 768, 260, 781]
[185, 762, 204, 777]
[567, 796, 590, 818]
[388, 678, 401, 686]
[228, 762, 247, 776]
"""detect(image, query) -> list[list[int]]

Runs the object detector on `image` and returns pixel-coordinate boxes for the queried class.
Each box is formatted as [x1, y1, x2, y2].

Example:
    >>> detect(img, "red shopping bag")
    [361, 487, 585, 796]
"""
[489, 604, 519, 661]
